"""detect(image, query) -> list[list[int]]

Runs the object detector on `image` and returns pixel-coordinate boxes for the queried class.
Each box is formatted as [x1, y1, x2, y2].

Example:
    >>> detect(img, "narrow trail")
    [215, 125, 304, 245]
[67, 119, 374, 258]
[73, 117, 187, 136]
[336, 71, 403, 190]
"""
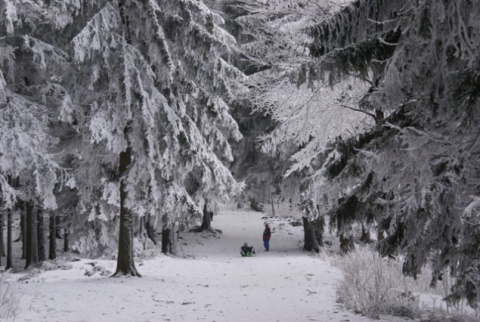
[173, 209, 375, 322]
[10, 209, 382, 322]
[180, 209, 304, 259]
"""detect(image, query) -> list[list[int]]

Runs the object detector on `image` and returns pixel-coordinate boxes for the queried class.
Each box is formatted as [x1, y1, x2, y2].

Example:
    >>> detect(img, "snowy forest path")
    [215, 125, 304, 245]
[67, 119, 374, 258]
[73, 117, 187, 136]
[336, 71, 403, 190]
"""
[170, 209, 379, 322]
[179, 209, 304, 259]
[10, 209, 381, 322]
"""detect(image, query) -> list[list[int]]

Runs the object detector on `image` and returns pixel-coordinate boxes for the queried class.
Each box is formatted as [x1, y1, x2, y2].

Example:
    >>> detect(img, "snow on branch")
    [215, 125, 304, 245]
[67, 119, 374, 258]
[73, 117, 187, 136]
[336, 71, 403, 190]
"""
[72, 2, 121, 63]
[0, 90, 59, 208]
[309, 0, 406, 57]
[0, 173, 16, 208]
[0, 43, 15, 84]
[0, 0, 17, 35]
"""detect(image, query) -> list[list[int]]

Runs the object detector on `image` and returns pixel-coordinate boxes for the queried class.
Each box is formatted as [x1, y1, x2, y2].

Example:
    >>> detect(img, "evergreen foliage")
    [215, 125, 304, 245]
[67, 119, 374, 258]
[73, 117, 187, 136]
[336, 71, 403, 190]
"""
[2, 0, 479, 310]
[1, 0, 245, 270]
[225, 0, 373, 210]
[300, 0, 480, 307]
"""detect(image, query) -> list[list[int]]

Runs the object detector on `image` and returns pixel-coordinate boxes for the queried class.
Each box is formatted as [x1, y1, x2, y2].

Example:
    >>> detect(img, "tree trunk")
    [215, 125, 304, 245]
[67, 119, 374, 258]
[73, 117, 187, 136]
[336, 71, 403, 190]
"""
[25, 201, 39, 268]
[0, 209, 4, 260]
[302, 217, 320, 253]
[63, 220, 69, 253]
[0, 210, 3, 266]
[25, 202, 31, 266]
[49, 213, 56, 260]
[22, 202, 27, 259]
[360, 224, 371, 243]
[113, 144, 140, 277]
[63, 212, 70, 252]
[377, 229, 384, 241]
[64, 232, 69, 252]
[339, 233, 354, 253]
[315, 217, 325, 246]
[161, 228, 171, 254]
[6, 208, 13, 269]
[37, 209, 46, 262]
[113, 0, 140, 278]
[270, 192, 275, 217]
[194, 201, 212, 232]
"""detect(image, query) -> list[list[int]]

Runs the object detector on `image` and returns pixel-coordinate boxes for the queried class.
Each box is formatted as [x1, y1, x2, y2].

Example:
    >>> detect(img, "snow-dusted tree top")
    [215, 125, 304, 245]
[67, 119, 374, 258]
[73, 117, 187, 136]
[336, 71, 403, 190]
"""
[0, 0, 246, 229]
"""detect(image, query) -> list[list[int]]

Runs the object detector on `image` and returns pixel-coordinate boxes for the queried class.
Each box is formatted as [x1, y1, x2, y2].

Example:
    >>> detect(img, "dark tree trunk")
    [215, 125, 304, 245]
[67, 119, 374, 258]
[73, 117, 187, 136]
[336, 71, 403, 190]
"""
[63, 222, 69, 253]
[360, 224, 372, 243]
[270, 192, 275, 216]
[161, 228, 171, 254]
[340, 233, 354, 253]
[0, 210, 3, 266]
[63, 212, 70, 252]
[0, 210, 4, 266]
[377, 229, 384, 241]
[22, 202, 27, 259]
[25, 202, 32, 266]
[6, 208, 13, 269]
[302, 217, 320, 253]
[114, 178, 135, 277]
[37, 209, 46, 262]
[194, 201, 212, 232]
[113, 158, 140, 276]
[49, 213, 56, 260]
[25, 202, 39, 268]
[113, 0, 140, 278]
[315, 217, 325, 246]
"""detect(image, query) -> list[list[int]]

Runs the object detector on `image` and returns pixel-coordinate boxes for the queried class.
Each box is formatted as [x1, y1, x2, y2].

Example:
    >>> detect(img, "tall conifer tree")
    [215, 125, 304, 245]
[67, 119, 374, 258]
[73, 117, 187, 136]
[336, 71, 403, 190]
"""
[69, 0, 244, 274]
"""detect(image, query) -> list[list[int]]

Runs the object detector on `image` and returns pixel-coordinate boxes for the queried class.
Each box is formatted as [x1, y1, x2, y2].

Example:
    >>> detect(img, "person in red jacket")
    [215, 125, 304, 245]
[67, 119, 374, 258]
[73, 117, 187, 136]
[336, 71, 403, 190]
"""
[263, 223, 271, 251]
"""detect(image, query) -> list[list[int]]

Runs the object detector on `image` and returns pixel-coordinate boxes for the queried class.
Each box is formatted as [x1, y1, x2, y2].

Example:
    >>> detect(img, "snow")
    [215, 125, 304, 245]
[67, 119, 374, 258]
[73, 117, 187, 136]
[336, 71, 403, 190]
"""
[5, 209, 400, 322]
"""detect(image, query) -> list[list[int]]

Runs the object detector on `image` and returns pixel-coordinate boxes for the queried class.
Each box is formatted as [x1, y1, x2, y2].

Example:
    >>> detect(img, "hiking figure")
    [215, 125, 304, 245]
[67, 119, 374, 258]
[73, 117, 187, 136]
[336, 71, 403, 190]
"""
[263, 223, 271, 251]
[240, 242, 255, 257]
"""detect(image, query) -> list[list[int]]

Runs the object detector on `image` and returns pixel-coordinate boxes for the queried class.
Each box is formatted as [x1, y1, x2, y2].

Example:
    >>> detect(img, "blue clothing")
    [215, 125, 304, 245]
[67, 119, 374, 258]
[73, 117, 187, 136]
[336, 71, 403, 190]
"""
[263, 226, 271, 251]
[263, 240, 269, 251]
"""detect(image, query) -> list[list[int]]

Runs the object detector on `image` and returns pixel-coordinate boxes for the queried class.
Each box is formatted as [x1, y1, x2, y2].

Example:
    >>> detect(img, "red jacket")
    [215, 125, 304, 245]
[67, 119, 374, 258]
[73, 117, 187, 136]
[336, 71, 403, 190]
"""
[263, 227, 271, 241]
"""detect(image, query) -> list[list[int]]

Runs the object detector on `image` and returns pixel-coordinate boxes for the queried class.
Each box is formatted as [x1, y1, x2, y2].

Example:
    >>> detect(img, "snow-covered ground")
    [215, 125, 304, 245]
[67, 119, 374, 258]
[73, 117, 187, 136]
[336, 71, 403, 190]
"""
[2, 209, 414, 321]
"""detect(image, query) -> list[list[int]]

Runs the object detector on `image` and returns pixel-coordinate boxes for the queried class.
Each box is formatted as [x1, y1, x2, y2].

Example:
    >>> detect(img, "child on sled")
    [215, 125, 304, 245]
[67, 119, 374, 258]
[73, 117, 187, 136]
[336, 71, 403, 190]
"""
[240, 242, 255, 257]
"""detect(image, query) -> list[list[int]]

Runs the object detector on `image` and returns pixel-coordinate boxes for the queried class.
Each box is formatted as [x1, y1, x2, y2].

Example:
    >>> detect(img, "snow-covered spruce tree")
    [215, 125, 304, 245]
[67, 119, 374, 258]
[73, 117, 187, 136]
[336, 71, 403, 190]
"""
[70, 0, 244, 275]
[200, 0, 280, 212]
[0, 1, 106, 266]
[0, 0, 80, 267]
[299, 0, 480, 307]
